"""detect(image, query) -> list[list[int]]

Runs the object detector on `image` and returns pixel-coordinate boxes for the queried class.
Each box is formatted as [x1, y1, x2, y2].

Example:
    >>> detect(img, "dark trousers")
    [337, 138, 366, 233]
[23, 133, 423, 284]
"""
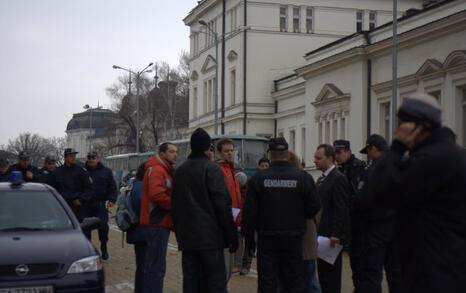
[182, 249, 227, 293]
[84, 201, 109, 242]
[359, 221, 401, 293]
[349, 213, 364, 293]
[257, 235, 304, 293]
[317, 252, 342, 293]
[134, 241, 147, 293]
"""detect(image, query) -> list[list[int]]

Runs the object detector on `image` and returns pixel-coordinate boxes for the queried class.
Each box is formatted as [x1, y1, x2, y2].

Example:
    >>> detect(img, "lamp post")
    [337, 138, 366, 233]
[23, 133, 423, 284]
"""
[112, 62, 153, 153]
[83, 104, 92, 152]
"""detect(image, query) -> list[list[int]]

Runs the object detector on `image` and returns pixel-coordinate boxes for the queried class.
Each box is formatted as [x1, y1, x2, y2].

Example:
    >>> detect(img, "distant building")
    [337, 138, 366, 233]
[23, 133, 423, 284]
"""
[66, 108, 118, 160]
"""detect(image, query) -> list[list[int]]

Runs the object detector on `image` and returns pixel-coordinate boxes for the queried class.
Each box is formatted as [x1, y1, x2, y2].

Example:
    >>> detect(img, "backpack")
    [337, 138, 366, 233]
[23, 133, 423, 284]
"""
[115, 179, 139, 232]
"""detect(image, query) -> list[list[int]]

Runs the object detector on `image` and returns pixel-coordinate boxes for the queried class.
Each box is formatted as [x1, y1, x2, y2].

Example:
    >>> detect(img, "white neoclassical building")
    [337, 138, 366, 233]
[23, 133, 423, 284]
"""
[272, 0, 466, 168]
[184, 0, 425, 136]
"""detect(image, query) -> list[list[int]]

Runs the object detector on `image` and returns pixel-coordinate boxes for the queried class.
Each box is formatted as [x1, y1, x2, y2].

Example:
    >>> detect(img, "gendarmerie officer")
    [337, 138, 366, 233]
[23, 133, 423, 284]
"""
[0, 158, 10, 182]
[7, 151, 39, 182]
[242, 137, 321, 292]
[333, 139, 366, 292]
[85, 151, 117, 260]
[55, 148, 94, 222]
[354, 135, 401, 293]
[35, 155, 58, 189]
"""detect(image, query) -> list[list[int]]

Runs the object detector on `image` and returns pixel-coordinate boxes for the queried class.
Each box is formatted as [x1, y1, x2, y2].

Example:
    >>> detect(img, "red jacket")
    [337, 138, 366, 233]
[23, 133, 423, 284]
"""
[218, 160, 243, 226]
[140, 154, 174, 229]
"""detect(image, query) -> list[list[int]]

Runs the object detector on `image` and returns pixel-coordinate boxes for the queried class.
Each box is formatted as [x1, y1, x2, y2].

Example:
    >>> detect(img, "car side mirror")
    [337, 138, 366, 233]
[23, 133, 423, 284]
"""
[80, 217, 101, 232]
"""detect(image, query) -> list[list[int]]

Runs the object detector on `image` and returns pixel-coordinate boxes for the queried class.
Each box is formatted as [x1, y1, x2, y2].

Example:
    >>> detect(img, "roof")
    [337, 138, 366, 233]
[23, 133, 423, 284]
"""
[66, 108, 118, 136]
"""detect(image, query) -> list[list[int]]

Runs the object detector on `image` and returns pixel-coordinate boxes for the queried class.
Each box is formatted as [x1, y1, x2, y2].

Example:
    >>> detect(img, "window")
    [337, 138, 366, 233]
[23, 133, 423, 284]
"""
[306, 8, 313, 33]
[301, 128, 306, 164]
[369, 11, 376, 30]
[230, 69, 236, 105]
[462, 88, 466, 147]
[318, 122, 323, 144]
[230, 7, 237, 31]
[280, 6, 288, 32]
[290, 130, 296, 151]
[293, 7, 300, 33]
[381, 102, 391, 141]
[357, 10, 363, 32]
[325, 121, 330, 143]
[333, 120, 338, 141]
[203, 81, 208, 113]
[340, 117, 346, 139]
[193, 87, 198, 118]
[208, 79, 213, 112]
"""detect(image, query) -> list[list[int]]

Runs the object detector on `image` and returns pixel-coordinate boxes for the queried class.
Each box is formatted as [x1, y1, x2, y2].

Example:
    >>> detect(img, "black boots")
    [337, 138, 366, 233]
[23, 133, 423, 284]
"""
[101, 242, 109, 260]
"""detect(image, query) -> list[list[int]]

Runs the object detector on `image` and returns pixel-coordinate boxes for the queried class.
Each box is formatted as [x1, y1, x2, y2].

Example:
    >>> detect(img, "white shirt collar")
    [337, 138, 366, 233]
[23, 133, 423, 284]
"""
[323, 164, 335, 177]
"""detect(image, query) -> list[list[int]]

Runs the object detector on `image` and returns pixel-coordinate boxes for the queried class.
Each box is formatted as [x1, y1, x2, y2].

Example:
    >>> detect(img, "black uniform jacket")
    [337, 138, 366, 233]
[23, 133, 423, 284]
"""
[368, 127, 466, 293]
[35, 168, 58, 189]
[171, 153, 236, 251]
[85, 162, 117, 203]
[55, 163, 94, 203]
[7, 164, 39, 182]
[242, 161, 321, 240]
[316, 167, 351, 245]
[338, 154, 365, 199]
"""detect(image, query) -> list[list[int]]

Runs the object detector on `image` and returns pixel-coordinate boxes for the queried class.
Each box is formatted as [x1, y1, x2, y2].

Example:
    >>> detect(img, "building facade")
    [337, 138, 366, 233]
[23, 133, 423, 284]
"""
[184, 0, 424, 137]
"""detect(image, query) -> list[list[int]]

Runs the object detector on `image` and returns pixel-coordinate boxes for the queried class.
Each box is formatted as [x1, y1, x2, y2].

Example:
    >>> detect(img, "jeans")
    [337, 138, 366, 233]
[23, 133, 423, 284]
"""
[304, 260, 321, 293]
[143, 226, 170, 293]
[134, 241, 147, 293]
[182, 249, 227, 293]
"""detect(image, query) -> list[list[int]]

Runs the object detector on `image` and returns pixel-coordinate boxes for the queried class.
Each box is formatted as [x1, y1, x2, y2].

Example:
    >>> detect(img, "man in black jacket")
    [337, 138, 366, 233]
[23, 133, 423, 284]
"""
[333, 140, 365, 293]
[171, 128, 238, 293]
[354, 134, 401, 293]
[7, 151, 39, 182]
[368, 93, 466, 293]
[55, 148, 94, 222]
[0, 158, 9, 182]
[85, 151, 117, 260]
[35, 155, 58, 189]
[314, 144, 350, 293]
[242, 137, 321, 293]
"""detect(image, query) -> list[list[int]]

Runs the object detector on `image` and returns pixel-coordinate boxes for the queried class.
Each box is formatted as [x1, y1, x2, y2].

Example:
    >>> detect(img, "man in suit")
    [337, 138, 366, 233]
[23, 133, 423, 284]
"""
[313, 144, 351, 293]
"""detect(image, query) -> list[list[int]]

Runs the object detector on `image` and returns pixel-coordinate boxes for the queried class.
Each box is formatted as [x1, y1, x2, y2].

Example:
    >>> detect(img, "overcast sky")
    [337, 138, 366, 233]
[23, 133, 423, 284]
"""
[0, 0, 196, 146]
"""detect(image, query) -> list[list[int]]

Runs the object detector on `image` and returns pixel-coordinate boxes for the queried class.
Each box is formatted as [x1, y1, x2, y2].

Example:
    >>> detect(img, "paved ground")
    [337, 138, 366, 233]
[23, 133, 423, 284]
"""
[92, 211, 388, 293]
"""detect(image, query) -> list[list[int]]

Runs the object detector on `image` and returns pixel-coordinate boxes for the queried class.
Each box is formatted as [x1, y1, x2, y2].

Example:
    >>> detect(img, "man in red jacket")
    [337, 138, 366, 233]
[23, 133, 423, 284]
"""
[216, 138, 243, 277]
[140, 142, 178, 293]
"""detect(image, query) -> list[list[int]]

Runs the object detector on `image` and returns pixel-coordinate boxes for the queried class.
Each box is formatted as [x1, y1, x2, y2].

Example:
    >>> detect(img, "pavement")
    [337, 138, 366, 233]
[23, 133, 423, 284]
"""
[92, 212, 388, 293]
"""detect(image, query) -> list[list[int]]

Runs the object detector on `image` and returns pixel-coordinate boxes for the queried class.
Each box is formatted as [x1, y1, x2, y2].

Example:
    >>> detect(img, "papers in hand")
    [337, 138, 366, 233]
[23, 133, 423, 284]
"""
[317, 236, 343, 265]
[232, 208, 241, 222]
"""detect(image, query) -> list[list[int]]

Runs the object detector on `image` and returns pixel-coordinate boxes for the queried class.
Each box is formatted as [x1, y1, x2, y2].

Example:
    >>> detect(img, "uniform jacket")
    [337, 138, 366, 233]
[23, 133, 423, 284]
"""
[7, 163, 39, 182]
[35, 168, 58, 189]
[0, 171, 9, 182]
[316, 167, 351, 246]
[338, 154, 365, 198]
[242, 161, 321, 240]
[217, 159, 243, 226]
[171, 153, 236, 251]
[127, 180, 146, 244]
[140, 154, 174, 229]
[368, 127, 466, 293]
[85, 162, 118, 203]
[54, 163, 94, 203]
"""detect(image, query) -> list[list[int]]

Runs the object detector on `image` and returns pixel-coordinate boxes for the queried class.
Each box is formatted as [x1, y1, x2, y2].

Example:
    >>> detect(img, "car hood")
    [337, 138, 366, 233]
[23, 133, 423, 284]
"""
[0, 230, 97, 265]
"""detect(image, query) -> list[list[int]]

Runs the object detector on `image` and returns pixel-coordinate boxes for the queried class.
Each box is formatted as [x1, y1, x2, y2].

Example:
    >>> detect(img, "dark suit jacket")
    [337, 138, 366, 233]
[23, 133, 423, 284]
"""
[316, 167, 351, 245]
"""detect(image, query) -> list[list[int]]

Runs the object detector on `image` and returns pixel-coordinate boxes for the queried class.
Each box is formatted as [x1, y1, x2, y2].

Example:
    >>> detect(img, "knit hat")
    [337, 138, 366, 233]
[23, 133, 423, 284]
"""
[190, 128, 212, 153]
[397, 92, 442, 127]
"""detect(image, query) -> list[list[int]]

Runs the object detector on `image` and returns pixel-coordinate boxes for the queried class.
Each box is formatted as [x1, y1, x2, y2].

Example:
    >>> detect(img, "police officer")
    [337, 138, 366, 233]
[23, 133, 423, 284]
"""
[85, 151, 117, 260]
[242, 137, 321, 292]
[35, 155, 58, 188]
[333, 139, 366, 292]
[354, 135, 401, 293]
[7, 151, 39, 182]
[55, 148, 94, 222]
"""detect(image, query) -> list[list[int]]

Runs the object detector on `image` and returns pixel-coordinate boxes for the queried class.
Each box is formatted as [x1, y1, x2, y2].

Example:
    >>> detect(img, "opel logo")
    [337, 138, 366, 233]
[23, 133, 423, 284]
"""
[15, 264, 29, 276]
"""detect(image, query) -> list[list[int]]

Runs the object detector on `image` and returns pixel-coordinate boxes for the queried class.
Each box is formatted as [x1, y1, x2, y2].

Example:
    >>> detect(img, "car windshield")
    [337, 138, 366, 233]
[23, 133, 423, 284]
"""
[243, 140, 268, 169]
[0, 191, 73, 231]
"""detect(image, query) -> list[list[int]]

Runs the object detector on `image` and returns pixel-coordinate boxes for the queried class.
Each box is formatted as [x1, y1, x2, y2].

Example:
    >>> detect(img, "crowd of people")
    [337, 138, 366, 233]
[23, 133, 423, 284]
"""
[1, 91, 465, 293]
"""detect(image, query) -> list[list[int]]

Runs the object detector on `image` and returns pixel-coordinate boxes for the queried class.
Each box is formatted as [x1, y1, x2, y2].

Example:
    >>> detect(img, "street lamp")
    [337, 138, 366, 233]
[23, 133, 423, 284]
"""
[197, 20, 250, 135]
[83, 104, 92, 152]
[112, 62, 153, 153]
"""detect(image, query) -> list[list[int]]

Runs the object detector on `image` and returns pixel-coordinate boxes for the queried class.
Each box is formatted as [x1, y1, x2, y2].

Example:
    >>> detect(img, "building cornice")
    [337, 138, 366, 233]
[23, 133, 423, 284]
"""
[274, 106, 305, 119]
[272, 82, 305, 101]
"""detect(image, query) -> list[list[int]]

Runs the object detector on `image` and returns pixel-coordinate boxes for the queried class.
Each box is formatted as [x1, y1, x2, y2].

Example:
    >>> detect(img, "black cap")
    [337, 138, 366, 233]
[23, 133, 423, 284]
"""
[360, 134, 388, 154]
[190, 128, 212, 153]
[268, 137, 288, 151]
[333, 140, 350, 151]
[397, 93, 441, 127]
[44, 155, 56, 162]
[18, 151, 30, 159]
[87, 151, 98, 158]
[64, 148, 79, 156]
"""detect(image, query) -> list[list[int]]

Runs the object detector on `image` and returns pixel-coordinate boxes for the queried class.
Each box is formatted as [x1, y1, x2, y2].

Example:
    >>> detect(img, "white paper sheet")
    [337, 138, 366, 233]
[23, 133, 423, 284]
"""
[232, 208, 241, 222]
[317, 236, 343, 265]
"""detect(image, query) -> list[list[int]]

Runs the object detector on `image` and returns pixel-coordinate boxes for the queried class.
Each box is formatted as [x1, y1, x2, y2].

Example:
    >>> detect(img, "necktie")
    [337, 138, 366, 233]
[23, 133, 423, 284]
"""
[317, 173, 326, 186]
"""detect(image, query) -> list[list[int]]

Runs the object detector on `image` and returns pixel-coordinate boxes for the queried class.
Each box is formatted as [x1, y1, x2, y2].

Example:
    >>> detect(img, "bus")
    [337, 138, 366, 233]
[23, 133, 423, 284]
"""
[105, 135, 269, 185]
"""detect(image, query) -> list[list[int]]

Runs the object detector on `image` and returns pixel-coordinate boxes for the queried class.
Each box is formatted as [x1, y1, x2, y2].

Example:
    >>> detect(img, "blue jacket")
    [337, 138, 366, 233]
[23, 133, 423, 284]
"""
[85, 162, 118, 203]
[126, 180, 146, 244]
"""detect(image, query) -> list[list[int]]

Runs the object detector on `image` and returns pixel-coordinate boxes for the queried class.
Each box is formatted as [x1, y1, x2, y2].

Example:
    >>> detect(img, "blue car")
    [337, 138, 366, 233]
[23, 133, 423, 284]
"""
[0, 173, 105, 293]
